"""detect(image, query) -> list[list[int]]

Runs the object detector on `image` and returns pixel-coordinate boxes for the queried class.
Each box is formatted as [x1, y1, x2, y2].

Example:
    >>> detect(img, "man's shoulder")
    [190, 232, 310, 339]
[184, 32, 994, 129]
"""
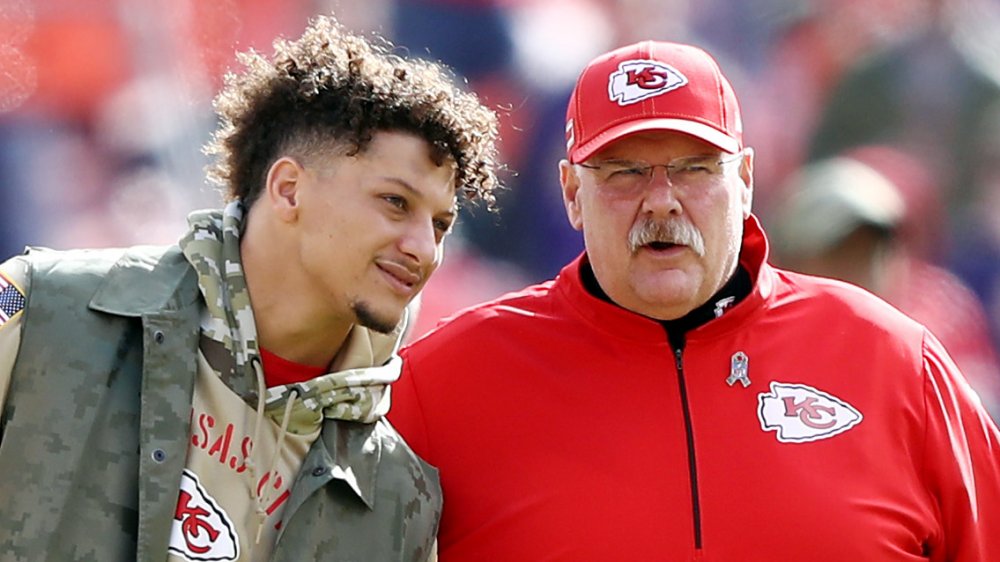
[10, 244, 195, 317]
[0, 255, 31, 307]
[770, 266, 924, 336]
[340, 417, 441, 504]
[0, 248, 135, 312]
[18, 245, 179, 278]
[376, 417, 438, 474]
[325, 416, 439, 476]
[409, 279, 558, 347]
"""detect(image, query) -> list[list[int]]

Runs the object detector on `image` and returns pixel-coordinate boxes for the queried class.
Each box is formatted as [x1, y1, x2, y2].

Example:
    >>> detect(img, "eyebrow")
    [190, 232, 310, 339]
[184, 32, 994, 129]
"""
[380, 176, 419, 194]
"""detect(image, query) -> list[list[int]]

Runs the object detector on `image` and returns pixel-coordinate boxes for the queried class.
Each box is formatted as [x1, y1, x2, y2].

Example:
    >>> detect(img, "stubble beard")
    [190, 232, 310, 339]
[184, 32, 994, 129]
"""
[351, 300, 400, 334]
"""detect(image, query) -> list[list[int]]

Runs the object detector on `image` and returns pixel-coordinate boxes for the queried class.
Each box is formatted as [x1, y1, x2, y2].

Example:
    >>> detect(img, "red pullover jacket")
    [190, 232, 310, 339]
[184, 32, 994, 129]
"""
[389, 216, 1000, 561]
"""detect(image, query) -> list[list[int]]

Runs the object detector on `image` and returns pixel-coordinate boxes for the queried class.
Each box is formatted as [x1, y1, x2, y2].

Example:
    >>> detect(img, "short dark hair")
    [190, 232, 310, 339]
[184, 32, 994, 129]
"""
[205, 15, 501, 210]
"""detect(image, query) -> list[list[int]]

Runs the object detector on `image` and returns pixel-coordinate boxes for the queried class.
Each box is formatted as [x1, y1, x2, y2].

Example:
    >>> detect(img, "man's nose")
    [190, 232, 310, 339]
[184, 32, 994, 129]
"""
[640, 172, 683, 217]
[399, 218, 440, 268]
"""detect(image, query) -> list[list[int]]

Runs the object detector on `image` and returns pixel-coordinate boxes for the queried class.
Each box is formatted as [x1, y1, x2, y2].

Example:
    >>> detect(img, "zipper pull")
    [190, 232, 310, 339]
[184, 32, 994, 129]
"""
[726, 351, 750, 388]
[713, 296, 736, 318]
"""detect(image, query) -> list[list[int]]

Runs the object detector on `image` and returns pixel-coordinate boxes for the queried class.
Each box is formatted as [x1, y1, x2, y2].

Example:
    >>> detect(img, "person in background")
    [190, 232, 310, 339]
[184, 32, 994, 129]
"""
[772, 152, 1000, 420]
[0, 14, 500, 562]
[388, 39, 1000, 561]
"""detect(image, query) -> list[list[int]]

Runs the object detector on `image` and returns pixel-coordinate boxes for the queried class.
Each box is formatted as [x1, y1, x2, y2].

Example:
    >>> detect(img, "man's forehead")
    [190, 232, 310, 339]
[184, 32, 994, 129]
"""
[592, 130, 724, 159]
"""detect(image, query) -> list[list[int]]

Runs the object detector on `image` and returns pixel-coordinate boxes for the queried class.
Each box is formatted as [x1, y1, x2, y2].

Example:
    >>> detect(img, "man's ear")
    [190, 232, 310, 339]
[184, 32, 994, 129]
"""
[739, 148, 755, 219]
[264, 157, 306, 223]
[559, 160, 584, 231]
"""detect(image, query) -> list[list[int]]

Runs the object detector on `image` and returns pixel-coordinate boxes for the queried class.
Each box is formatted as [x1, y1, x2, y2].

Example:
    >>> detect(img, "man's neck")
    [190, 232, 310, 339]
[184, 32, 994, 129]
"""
[239, 214, 352, 367]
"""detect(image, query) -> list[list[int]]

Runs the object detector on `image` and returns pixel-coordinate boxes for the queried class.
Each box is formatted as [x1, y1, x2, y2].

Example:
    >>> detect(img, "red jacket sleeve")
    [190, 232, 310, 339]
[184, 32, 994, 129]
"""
[920, 330, 1000, 561]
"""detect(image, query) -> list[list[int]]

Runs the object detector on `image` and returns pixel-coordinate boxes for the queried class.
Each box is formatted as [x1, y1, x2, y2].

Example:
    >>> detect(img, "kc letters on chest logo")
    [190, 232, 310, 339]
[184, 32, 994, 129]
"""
[608, 59, 687, 105]
[757, 382, 863, 443]
[169, 469, 240, 561]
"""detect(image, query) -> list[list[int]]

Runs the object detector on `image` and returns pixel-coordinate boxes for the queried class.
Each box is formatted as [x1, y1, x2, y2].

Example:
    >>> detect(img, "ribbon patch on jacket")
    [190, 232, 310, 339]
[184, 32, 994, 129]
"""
[757, 382, 863, 443]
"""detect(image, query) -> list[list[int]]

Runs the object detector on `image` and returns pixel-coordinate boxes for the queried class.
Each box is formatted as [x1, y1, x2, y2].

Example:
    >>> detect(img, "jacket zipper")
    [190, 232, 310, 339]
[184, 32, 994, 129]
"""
[671, 340, 703, 550]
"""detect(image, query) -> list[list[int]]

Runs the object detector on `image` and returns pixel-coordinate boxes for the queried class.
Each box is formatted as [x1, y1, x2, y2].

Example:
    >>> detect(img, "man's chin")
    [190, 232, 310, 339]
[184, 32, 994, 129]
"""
[631, 279, 704, 317]
[352, 301, 402, 334]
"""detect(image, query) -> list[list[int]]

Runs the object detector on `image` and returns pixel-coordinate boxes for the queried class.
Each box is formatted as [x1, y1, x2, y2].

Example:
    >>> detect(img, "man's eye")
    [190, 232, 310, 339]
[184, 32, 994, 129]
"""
[676, 162, 715, 174]
[433, 219, 452, 234]
[383, 195, 407, 209]
[611, 167, 647, 177]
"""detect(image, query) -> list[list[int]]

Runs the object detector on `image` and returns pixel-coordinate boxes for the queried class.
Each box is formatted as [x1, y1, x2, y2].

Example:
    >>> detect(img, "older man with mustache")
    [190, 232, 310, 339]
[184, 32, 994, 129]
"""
[388, 40, 1000, 561]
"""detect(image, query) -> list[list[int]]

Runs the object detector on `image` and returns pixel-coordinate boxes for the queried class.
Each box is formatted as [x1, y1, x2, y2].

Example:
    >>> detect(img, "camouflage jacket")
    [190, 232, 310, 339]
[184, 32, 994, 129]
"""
[0, 245, 441, 562]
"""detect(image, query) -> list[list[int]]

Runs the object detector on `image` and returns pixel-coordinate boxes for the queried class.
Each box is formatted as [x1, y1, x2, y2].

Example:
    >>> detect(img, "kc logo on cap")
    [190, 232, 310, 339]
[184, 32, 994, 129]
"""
[608, 60, 688, 106]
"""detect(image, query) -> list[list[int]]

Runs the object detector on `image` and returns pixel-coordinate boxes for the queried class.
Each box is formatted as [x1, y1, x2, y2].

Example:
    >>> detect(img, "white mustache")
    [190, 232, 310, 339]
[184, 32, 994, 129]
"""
[628, 218, 706, 257]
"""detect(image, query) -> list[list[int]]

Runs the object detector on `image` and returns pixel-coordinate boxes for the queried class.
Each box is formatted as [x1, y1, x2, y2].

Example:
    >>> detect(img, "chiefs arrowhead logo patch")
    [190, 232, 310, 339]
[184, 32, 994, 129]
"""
[608, 59, 687, 106]
[757, 382, 863, 443]
[169, 469, 240, 561]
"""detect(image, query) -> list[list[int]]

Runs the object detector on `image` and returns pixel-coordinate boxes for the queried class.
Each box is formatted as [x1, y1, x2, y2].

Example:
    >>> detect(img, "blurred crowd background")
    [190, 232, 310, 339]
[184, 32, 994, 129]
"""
[2, 0, 1000, 416]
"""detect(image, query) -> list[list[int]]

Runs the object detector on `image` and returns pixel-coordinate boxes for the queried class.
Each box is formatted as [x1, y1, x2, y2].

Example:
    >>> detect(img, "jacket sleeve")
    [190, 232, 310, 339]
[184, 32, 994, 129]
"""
[387, 356, 433, 463]
[920, 329, 1000, 561]
[0, 256, 29, 417]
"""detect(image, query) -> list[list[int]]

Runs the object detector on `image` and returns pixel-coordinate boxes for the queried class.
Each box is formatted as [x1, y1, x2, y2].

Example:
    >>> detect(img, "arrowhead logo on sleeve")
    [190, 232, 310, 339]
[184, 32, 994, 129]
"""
[757, 382, 863, 443]
[169, 469, 240, 561]
[608, 59, 688, 105]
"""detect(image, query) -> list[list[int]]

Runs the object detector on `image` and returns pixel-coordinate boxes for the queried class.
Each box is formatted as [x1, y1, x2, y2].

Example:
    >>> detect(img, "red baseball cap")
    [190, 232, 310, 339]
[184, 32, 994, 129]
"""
[565, 40, 743, 164]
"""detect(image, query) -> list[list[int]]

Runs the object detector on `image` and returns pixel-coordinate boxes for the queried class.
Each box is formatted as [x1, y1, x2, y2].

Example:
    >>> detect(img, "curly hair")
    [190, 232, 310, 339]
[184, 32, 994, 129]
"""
[205, 14, 501, 210]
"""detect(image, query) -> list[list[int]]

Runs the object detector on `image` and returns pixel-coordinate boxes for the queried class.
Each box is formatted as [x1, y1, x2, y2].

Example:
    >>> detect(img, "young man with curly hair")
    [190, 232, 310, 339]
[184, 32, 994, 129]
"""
[0, 15, 499, 562]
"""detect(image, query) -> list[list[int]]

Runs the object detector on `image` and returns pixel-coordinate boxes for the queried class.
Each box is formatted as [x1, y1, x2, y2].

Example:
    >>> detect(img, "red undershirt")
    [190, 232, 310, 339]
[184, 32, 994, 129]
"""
[259, 348, 327, 388]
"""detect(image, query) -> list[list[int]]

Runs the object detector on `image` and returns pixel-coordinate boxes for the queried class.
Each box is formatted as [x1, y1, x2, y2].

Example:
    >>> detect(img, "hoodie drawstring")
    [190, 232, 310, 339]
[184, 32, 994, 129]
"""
[255, 388, 297, 545]
[243, 357, 300, 554]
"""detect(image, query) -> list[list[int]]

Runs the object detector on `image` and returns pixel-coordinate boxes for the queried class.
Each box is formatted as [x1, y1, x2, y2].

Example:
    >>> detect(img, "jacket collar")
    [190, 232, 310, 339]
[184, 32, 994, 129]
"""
[88, 245, 200, 316]
[278, 417, 383, 537]
[320, 419, 382, 508]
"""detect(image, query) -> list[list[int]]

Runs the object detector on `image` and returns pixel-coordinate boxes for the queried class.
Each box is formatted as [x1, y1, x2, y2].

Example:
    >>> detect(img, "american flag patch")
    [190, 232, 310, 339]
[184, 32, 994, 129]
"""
[0, 272, 26, 327]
